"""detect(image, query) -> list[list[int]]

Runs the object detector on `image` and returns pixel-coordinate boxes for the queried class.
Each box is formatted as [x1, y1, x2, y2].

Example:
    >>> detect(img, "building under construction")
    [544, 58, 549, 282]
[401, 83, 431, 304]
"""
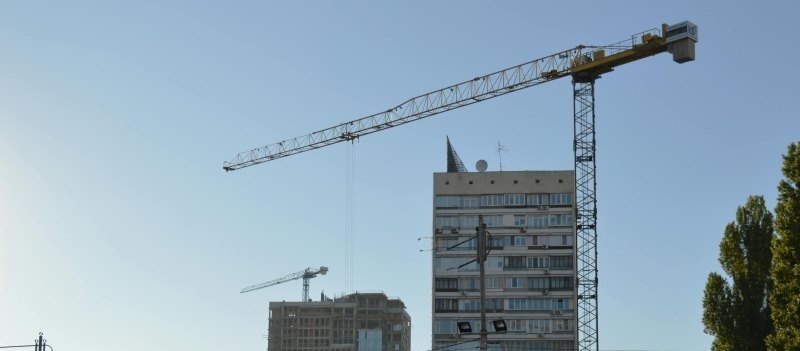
[267, 292, 411, 351]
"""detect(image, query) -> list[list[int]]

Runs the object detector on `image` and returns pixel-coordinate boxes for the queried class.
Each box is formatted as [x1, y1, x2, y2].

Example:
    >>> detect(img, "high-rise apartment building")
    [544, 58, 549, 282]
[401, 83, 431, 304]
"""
[268, 292, 411, 351]
[432, 170, 578, 351]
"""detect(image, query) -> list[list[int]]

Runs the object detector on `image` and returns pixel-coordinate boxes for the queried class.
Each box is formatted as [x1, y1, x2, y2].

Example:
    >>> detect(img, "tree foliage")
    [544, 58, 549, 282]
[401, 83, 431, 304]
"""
[703, 272, 735, 351]
[703, 196, 774, 351]
[768, 142, 800, 350]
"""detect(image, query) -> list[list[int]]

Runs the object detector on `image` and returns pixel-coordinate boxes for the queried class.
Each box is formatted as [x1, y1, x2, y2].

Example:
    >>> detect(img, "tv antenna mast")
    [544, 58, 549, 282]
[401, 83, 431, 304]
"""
[496, 141, 507, 171]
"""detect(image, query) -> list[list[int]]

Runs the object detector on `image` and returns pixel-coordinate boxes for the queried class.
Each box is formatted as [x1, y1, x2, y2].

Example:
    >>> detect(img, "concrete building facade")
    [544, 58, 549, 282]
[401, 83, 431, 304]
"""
[432, 170, 578, 351]
[268, 292, 411, 351]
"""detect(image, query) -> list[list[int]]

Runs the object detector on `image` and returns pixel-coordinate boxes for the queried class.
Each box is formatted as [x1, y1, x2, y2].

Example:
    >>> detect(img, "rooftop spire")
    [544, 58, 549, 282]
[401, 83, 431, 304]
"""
[446, 136, 468, 173]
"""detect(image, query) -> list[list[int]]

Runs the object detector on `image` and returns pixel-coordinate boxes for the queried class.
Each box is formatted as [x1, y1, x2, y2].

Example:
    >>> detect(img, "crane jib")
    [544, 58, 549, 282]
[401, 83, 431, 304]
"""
[240, 266, 328, 301]
[223, 23, 696, 172]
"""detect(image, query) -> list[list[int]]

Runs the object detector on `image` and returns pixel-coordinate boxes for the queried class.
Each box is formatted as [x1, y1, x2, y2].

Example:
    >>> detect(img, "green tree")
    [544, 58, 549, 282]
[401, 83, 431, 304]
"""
[768, 142, 800, 351]
[703, 196, 774, 351]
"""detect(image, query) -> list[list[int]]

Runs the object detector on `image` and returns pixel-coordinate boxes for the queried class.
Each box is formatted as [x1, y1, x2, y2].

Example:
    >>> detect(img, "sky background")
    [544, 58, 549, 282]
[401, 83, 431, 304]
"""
[1, 1, 798, 350]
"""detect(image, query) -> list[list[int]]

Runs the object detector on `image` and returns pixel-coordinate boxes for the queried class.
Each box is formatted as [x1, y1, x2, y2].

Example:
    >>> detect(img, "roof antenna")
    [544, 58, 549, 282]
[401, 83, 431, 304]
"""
[496, 141, 507, 171]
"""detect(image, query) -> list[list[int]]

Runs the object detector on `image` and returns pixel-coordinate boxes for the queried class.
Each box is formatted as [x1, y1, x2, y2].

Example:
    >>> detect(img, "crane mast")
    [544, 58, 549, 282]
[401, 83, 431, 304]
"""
[241, 266, 329, 302]
[225, 21, 697, 351]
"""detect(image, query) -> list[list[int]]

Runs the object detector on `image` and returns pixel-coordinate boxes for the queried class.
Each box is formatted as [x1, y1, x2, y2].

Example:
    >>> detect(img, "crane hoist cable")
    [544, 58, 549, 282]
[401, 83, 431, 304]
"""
[344, 141, 356, 293]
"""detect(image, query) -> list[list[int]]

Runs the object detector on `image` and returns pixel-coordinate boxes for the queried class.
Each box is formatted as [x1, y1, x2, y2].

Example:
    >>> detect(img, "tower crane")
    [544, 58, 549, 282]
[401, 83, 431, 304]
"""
[241, 266, 329, 302]
[224, 21, 698, 351]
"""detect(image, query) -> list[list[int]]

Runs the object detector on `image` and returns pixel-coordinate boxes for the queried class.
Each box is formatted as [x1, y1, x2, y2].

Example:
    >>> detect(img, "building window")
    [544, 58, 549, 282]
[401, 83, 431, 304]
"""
[460, 299, 481, 312]
[527, 320, 551, 333]
[553, 319, 572, 332]
[481, 194, 503, 207]
[437, 238, 457, 251]
[435, 278, 459, 292]
[436, 195, 460, 208]
[460, 260, 479, 271]
[434, 319, 456, 334]
[549, 277, 573, 290]
[435, 216, 458, 229]
[528, 215, 548, 229]
[515, 236, 528, 246]
[555, 298, 570, 310]
[435, 299, 458, 313]
[550, 193, 573, 206]
[504, 256, 525, 269]
[527, 194, 549, 206]
[549, 213, 573, 227]
[505, 341, 574, 350]
[486, 277, 501, 289]
[538, 235, 573, 246]
[435, 257, 479, 271]
[508, 319, 525, 332]
[487, 257, 504, 270]
[550, 256, 573, 268]
[504, 194, 525, 206]
[460, 216, 479, 230]
[460, 196, 480, 209]
[483, 215, 503, 227]
[528, 277, 549, 290]
[505, 236, 527, 246]
[489, 237, 504, 249]
[486, 298, 504, 312]
[527, 257, 549, 268]
[513, 215, 526, 227]
[506, 298, 571, 311]
[507, 277, 526, 288]
[460, 278, 480, 291]
[464, 237, 477, 250]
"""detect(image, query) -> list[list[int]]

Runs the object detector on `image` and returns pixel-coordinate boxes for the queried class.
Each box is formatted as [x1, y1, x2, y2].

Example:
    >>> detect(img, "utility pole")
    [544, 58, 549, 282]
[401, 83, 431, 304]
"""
[477, 216, 488, 351]
[35, 332, 45, 351]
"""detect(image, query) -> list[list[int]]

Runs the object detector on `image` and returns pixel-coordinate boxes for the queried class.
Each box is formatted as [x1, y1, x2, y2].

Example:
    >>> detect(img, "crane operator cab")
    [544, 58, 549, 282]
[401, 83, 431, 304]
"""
[666, 21, 698, 63]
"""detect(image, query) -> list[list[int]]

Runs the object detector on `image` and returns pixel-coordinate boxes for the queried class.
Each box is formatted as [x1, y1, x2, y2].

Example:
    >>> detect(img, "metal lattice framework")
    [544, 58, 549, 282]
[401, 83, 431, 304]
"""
[241, 266, 328, 302]
[223, 28, 664, 172]
[224, 22, 698, 351]
[573, 80, 598, 351]
[446, 137, 468, 173]
[223, 47, 595, 171]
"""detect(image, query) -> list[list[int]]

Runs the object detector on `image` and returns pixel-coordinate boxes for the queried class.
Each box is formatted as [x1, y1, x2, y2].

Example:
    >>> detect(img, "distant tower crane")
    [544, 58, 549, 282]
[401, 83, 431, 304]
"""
[224, 22, 698, 351]
[241, 266, 329, 302]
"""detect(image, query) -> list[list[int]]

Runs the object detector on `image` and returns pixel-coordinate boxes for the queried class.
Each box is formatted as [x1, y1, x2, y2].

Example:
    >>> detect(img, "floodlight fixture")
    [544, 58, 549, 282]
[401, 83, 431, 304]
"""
[457, 321, 472, 334]
[492, 319, 507, 333]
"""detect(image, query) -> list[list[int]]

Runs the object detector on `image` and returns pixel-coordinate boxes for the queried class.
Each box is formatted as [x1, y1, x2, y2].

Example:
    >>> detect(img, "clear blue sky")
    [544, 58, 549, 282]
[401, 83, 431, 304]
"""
[1, 1, 798, 350]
